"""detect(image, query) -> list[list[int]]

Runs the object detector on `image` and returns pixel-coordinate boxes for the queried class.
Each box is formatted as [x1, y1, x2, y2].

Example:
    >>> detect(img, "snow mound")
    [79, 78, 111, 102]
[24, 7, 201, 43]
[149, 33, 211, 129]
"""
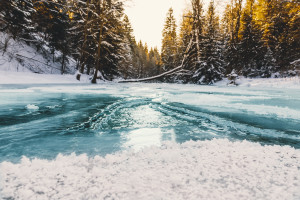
[25, 104, 39, 110]
[1, 139, 299, 200]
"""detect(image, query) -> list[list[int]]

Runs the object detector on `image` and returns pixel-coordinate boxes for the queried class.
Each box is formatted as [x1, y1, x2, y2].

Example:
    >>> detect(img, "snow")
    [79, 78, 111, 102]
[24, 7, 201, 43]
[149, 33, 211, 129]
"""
[1, 139, 299, 200]
[25, 104, 39, 110]
[215, 76, 300, 89]
[0, 32, 76, 75]
[0, 71, 91, 84]
[1, 70, 297, 89]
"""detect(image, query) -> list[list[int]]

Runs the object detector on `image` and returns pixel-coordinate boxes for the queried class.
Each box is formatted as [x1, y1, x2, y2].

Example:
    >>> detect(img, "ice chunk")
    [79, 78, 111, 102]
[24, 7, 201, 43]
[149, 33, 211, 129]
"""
[26, 104, 39, 110]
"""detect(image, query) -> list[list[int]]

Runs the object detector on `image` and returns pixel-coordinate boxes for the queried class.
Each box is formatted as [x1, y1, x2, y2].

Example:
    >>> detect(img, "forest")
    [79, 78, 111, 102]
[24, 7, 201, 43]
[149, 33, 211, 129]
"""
[0, 0, 299, 84]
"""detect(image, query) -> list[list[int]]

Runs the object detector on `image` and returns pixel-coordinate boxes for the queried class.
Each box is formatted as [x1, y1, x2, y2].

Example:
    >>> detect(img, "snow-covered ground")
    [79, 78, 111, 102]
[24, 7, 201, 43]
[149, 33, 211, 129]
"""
[0, 32, 75, 75]
[0, 70, 299, 89]
[215, 76, 300, 89]
[1, 139, 299, 200]
[0, 71, 91, 84]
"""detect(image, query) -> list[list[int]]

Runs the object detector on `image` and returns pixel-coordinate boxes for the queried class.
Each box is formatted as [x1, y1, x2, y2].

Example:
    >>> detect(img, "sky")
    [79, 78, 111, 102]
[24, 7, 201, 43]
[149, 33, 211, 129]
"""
[124, 0, 229, 51]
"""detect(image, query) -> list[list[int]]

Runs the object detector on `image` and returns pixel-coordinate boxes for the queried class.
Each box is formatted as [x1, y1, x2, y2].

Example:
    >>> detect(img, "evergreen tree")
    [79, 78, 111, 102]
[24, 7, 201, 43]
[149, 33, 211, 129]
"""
[183, 0, 204, 74]
[161, 8, 178, 72]
[287, 0, 300, 65]
[118, 15, 136, 79]
[193, 0, 225, 84]
[178, 10, 193, 65]
[239, 0, 266, 77]
[255, 0, 299, 71]
[223, 0, 243, 75]
[0, 0, 34, 40]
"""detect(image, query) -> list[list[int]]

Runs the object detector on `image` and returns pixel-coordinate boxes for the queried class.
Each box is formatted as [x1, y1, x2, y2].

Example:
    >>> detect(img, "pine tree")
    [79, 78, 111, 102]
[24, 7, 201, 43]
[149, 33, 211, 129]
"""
[255, 0, 299, 71]
[178, 10, 193, 65]
[118, 15, 136, 79]
[194, 0, 225, 84]
[0, 0, 35, 40]
[239, 0, 266, 77]
[287, 0, 300, 65]
[161, 8, 178, 72]
[223, 0, 243, 75]
[182, 0, 204, 74]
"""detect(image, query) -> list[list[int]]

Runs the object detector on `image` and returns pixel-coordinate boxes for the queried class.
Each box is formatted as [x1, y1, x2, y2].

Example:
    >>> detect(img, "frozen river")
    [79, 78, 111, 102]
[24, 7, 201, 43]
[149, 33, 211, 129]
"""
[0, 83, 300, 199]
[1, 83, 299, 162]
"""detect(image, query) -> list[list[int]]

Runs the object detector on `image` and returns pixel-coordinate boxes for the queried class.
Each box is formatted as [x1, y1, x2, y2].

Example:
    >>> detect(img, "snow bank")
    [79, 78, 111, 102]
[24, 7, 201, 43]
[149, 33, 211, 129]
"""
[215, 76, 300, 89]
[0, 71, 92, 84]
[1, 139, 299, 200]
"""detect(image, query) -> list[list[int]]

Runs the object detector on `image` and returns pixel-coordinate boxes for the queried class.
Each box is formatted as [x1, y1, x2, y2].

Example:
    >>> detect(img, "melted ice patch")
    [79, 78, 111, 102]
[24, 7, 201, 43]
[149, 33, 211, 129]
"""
[1, 139, 299, 200]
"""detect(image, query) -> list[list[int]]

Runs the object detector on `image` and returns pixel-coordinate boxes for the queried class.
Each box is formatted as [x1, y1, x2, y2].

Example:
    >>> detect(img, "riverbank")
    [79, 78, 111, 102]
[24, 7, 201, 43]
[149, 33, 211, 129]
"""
[0, 70, 299, 89]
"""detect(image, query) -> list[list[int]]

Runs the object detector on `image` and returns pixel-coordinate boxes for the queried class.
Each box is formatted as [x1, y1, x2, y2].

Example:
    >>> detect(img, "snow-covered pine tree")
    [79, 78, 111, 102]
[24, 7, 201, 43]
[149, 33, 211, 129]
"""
[261, 47, 277, 77]
[148, 47, 161, 77]
[223, 0, 243, 75]
[118, 15, 136, 79]
[239, 0, 266, 77]
[287, 0, 300, 67]
[193, 0, 225, 84]
[0, 0, 34, 40]
[47, 0, 72, 74]
[91, 0, 125, 82]
[178, 10, 193, 65]
[161, 8, 178, 72]
[255, 0, 299, 72]
[170, 0, 205, 83]
[69, 0, 94, 74]
[177, 0, 205, 83]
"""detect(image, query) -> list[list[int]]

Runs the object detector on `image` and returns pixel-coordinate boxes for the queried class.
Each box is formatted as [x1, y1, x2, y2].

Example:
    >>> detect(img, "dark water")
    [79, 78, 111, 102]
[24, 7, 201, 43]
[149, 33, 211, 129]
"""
[0, 83, 299, 163]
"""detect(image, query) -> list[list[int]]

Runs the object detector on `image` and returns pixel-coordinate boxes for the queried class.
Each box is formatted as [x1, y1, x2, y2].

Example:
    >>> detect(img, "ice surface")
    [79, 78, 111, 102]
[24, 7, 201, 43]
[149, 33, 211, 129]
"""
[1, 139, 299, 200]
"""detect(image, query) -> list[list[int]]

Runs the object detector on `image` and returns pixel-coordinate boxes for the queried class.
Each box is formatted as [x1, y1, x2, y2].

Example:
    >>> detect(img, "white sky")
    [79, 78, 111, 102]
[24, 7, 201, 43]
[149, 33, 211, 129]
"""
[124, 0, 229, 51]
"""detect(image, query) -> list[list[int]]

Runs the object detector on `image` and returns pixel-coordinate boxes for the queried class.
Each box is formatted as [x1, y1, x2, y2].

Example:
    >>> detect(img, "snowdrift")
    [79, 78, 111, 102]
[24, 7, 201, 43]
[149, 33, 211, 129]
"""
[1, 139, 299, 200]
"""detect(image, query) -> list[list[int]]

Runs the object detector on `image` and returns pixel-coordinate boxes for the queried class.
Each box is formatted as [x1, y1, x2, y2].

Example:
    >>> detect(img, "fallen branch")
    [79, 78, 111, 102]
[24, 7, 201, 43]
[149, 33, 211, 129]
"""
[118, 37, 194, 83]
[118, 65, 184, 83]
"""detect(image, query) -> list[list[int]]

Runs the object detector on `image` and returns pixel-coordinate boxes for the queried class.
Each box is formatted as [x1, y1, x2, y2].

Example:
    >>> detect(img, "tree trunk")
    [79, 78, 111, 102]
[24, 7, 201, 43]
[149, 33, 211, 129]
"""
[92, 0, 104, 84]
[79, 0, 90, 74]
[61, 53, 65, 75]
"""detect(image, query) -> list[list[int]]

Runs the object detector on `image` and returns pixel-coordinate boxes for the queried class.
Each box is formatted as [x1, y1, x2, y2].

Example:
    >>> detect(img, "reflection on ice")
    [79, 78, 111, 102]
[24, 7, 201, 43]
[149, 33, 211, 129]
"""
[122, 128, 162, 150]
[122, 128, 176, 151]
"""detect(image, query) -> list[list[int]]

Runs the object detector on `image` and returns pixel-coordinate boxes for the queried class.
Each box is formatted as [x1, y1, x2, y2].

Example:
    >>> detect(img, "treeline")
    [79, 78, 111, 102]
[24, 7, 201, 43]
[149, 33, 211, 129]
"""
[0, 0, 299, 84]
[161, 0, 299, 84]
[0, 0, 160, 82]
